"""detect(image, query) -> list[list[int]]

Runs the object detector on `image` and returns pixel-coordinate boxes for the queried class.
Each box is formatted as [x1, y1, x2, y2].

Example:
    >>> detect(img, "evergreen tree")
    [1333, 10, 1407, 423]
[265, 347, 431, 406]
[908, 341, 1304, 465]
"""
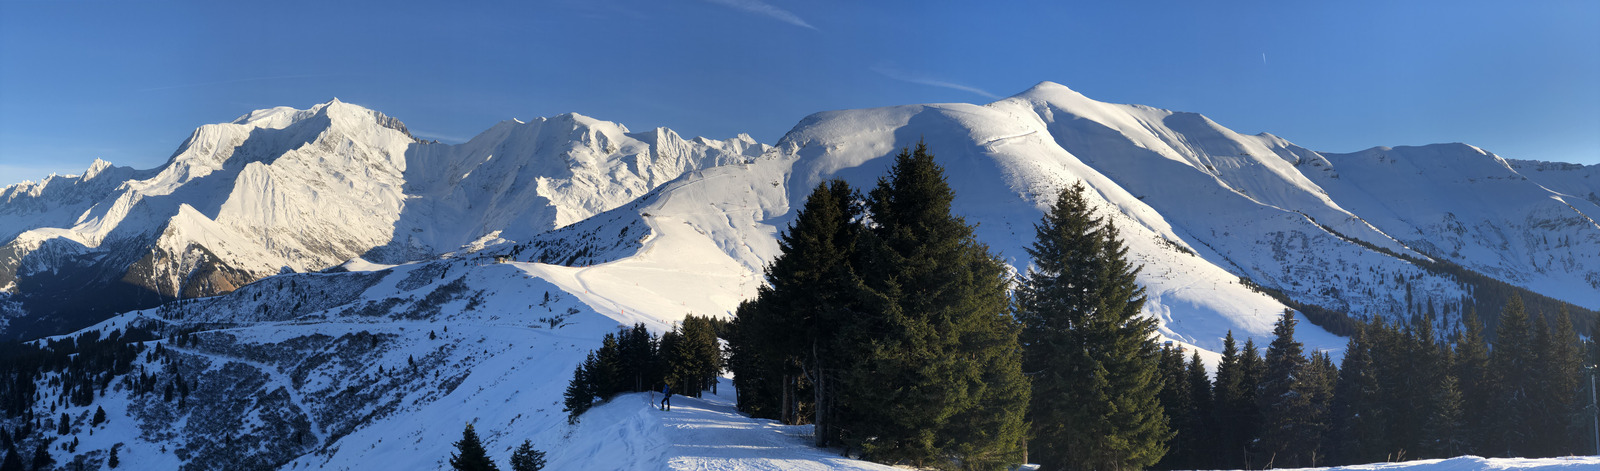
[1529, 306, 1581, 456]
[1183, 351, 1215, 469]
[509, 440, 546, 471]
[726, 300, 786, 420]
[594, 333, 622, 397]
[0, 448, 18, 471]
[1211, 331, 1252, 469]
[562, 353, 597, 424]
[844, 143, 1030, 469]
[108, 445, 120, 469]
[665, 315, 722, 398]
[616, 324, 659, 394]
[28, 441, 50, 471]
[1303, 350, 1337, 466]
[1454, 307, 1495, 454]
[1017, 182, 1166, 471]
[1402, 320, 1451, 459]
[1330, 324, 1383, 464]
[449, 424, 499, 471]
[1153, 346, 1191, 470]
[762, 179, 867, 447]
[1419, 371, 1467, 458]
[1367, 321, 1416, 459]
[1257, 310, 1321, 468]
[1488, 294, 1536, 456]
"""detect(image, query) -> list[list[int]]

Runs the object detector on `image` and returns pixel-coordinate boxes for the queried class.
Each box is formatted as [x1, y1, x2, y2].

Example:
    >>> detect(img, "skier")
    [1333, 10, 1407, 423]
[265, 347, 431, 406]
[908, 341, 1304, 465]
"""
[660, 383, 672, 411]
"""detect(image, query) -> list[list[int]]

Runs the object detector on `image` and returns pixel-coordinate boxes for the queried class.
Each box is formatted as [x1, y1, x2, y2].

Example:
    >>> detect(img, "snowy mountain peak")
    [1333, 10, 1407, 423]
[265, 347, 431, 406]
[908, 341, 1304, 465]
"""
[228, 99, 412, 138]
[1019, 80, 1076, 95]
[83, 158, 115, 178]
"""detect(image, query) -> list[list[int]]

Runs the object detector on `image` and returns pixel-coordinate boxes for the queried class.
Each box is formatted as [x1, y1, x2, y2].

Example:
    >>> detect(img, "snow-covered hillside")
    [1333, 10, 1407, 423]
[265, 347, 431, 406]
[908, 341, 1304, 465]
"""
[7, 83, 1600, 469]
[0, 100, 766, 339]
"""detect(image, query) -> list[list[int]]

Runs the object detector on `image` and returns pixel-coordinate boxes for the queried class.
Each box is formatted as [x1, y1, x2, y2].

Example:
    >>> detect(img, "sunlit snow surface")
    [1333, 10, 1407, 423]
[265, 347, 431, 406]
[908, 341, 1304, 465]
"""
[8, 85, 1599, 468]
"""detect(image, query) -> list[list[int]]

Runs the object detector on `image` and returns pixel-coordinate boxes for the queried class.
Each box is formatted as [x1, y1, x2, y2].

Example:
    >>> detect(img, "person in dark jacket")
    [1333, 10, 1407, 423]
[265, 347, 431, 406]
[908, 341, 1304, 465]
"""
[660, 383, 672, 411]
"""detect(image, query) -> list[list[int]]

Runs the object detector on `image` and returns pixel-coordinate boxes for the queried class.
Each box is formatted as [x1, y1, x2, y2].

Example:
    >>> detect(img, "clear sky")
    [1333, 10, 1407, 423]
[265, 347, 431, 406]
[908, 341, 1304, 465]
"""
[1, 0, 1596, 185]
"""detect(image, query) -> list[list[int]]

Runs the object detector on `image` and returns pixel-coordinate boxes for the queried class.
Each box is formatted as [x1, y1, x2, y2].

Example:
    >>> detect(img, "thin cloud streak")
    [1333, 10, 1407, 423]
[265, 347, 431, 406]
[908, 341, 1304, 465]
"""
[702, 0, 816, 30]
[872, 66, 1000, 100]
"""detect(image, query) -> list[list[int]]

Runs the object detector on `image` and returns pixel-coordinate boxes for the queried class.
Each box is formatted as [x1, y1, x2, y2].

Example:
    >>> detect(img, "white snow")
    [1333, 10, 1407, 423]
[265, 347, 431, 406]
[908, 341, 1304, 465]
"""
[8, 84, 1600, 470]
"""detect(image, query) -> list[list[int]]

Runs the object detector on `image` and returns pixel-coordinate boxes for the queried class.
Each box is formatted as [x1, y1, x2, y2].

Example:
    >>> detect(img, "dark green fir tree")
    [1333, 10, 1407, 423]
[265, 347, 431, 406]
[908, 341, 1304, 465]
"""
[29, 441, 51, 471]
[1017, 182, 1168, 471]
[1211, 331, 1253, 469]
[509, 440, 546, 471]
[562, 353, 597, 424]
[1330, 324, 1384, 464]
[1153, 346, 1191, 470]
[1257, 310, 1320, 468]
[845, 142, 1030, 470]
[0, 448, 20, 471]
[1488, 294, 1536, 456]
[449, 423, 499, 471]
[1454, 307, 1495, 454]
[1530, 306, 1581, 456]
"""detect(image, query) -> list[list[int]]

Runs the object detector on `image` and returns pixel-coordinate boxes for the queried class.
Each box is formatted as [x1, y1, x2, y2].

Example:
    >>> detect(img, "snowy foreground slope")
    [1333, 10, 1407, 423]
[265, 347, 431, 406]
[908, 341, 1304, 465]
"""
[35, 252, 1600, 470]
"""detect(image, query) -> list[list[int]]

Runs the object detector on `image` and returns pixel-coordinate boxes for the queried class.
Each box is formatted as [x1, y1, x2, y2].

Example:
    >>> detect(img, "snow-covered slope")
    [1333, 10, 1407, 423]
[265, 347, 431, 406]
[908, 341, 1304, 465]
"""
[0, 101, 766, 339]
[9, 83, 1600, 469]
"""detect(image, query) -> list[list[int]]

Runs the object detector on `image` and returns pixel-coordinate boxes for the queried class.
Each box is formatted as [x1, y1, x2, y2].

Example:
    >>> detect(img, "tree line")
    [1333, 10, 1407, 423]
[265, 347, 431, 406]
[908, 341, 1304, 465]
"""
[560, 143, 1600, 470]
[1155, 296, 1592, 469]
[562, 316, 725, 424]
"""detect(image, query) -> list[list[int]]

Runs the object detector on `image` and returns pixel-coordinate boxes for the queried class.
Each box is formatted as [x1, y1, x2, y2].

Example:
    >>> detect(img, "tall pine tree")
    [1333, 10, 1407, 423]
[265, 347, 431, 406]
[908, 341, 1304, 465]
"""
[843, 143, 1030, 469]
[449, 424, 499, 471]
[1182, 351, 1215, 469]
[1017, 182, 1168, 471]
[1488, 294, 1536, 456]
[1257, 310, 1320, 468]
[1330, 324, 1383, 464]
[1529, 306, 1581, 456]
[1454, 307, 1495, 454]
[1211, 331, 1257, 469]
[1153, 346, 1191, 470]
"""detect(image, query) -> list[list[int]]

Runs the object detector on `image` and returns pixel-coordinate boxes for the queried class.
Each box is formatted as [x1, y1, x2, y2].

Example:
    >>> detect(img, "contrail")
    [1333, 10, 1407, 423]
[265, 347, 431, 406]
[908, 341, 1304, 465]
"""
[702, 0, 816, 30]
[873, 65, 1000, 100]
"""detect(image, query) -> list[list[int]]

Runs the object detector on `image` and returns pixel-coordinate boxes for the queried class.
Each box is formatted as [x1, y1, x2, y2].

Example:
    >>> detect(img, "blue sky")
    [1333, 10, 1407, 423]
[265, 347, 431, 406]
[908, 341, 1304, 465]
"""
[1, 1, 1596, 184]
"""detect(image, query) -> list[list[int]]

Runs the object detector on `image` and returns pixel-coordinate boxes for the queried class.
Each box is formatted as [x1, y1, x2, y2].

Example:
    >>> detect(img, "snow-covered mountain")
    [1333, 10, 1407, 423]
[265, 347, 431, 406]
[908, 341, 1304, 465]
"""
[0, 100, 766, 339]
[4, 83, 1598, 468]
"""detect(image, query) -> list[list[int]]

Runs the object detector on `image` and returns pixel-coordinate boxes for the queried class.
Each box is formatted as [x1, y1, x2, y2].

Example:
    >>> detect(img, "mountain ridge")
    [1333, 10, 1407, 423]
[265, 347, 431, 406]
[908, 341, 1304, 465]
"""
[2, 84, 1597, 469]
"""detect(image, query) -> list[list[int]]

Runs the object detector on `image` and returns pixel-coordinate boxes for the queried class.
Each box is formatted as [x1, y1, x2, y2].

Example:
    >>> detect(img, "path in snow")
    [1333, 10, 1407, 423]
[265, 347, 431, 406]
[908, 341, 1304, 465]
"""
[543, 379, 898, 471]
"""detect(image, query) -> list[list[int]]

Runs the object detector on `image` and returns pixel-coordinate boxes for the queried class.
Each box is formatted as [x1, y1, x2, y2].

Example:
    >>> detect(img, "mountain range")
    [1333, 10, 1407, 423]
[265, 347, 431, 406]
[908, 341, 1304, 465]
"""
[1, 82, 1596, 468]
